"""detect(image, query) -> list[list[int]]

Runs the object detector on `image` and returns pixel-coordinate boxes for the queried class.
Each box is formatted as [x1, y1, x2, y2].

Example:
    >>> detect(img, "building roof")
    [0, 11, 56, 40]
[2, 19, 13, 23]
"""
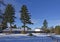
[3, 28, 21, 31]
[3, 28, 31, 31]
[34, 28, 43, 31]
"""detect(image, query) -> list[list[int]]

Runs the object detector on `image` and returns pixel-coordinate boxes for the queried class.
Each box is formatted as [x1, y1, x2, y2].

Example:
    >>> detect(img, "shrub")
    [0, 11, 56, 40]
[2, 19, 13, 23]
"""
[21, 31, 26, 34]
[28, 33, 33, 36]
[55, 26, 60, 34]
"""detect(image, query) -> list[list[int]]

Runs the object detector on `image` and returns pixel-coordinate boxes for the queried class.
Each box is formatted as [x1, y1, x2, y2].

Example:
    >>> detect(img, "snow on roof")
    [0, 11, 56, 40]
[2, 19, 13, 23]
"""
[3, 28, 31, 31]
[34, 28, 43, 31]
[3, 28, 21, 31]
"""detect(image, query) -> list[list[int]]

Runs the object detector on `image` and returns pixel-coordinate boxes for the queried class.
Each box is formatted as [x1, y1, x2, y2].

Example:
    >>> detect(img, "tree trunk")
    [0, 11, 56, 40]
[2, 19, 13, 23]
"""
[10, 23, 12, 33]
[24, 23, 25, 33]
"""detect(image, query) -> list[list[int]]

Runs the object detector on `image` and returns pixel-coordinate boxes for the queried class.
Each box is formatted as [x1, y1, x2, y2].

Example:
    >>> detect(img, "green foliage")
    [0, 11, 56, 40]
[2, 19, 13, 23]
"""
[43, 19, 48, 28]
[28, 28, 31, 30]
[20, 5, 33, 33]
[22, 25, 31, 30]
[20, 5, 33, 24]
[44, 28, 50, 33]
[13, 25, 17, 28]
[3, 4, 16, 26]
[55, 26, 60, 34]
[0, 0, 7, 30]
[21, 31, 26, 34]
[0, 10, 3, 23]
[4, 4, 15, 24]
[11, 25, 17, 28]
[3, 4, 15, 33]
[28, 33, 33, 36]
[1, 20, 7, 30]
[42, 19, 48, 33]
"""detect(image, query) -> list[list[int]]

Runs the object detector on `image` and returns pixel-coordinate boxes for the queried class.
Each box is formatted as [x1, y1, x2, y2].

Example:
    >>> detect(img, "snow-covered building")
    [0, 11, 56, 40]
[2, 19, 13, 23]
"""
[3, 28, 20, 33]
[34, 28, 44, 33]
[3, 28, 21, 31]
[2, 27, 31, 33]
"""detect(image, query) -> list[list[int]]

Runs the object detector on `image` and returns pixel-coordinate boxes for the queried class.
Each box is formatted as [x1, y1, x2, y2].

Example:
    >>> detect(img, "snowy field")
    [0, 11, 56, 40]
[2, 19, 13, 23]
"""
[0, 33, 59, 37]
[0, 33, 29, 37]
[0, 33, 60, 42]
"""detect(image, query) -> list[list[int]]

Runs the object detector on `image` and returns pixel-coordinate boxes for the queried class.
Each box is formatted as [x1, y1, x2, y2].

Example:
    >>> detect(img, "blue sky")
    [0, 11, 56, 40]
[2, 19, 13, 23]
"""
[1, 0, 60, 29]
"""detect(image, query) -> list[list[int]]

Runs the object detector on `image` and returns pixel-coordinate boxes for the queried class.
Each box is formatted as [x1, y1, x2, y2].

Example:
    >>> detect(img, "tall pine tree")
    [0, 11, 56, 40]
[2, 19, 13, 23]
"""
[3, 4, 15, 33]
[43, 19, 48, 28]
[20, 5, 33, 33]
[0, 0, 6, 31]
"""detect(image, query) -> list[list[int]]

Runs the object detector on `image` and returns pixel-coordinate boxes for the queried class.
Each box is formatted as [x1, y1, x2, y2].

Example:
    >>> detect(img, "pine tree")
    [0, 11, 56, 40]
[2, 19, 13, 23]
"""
[0, 0, 6, 31]
[43, 19, 48, 28]
[42, 19, 48, 33]
[3, 4, 15, 33]
[20, 5, 33, 33]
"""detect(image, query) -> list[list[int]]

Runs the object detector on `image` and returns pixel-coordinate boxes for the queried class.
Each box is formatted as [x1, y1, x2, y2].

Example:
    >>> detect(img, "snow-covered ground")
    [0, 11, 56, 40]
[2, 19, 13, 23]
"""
[0, 33, 29, 37]
[32, 33, 53, 37]
[0, 33, 60, 37]
[52, 35, 60, 37]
